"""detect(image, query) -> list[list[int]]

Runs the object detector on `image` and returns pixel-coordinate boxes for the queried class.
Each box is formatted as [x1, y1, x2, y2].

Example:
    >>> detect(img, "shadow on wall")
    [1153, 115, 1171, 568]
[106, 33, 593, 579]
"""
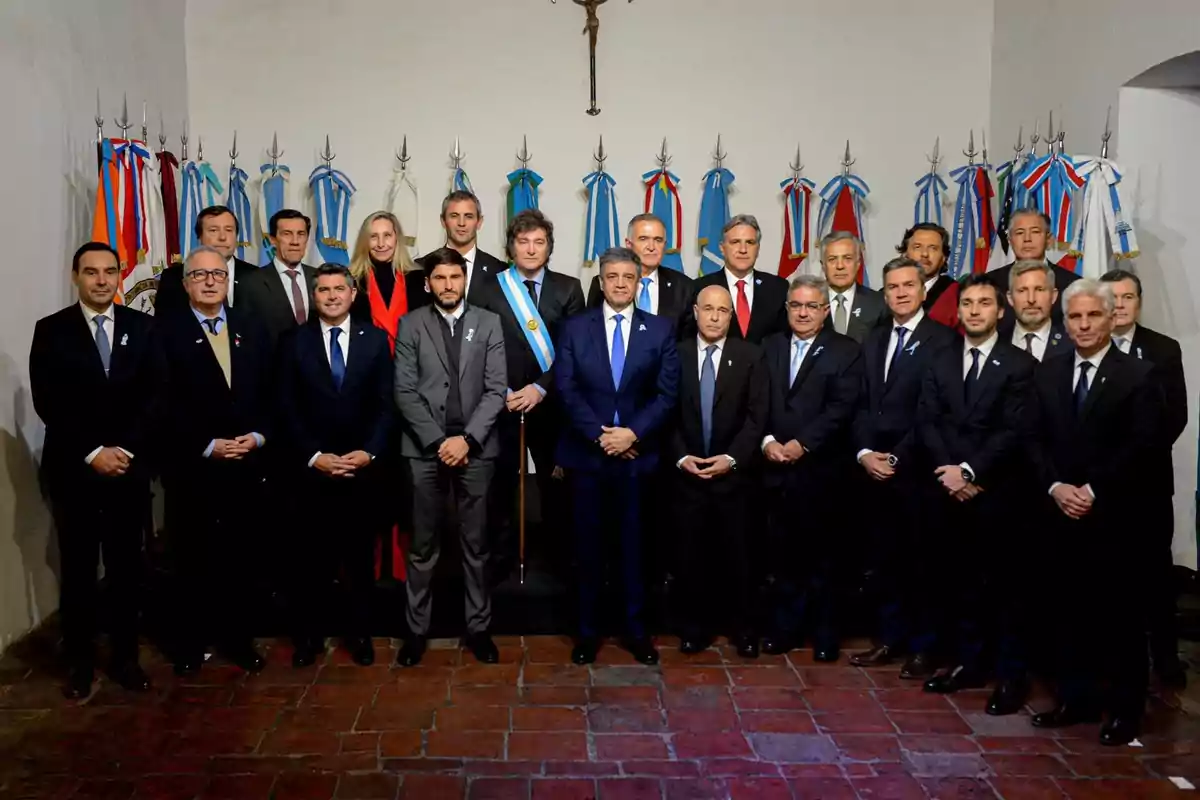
[1, 354, 60, 642]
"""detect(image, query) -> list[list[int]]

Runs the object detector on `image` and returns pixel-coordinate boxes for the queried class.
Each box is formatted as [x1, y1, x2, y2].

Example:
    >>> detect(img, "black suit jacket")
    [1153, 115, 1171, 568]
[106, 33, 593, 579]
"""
[918, 338, 1037, 487]
[988, 260, 1080, 324]
[684, 269, 789, 345]
[276, 319, 394, 468]
[154, 308, 274, 479]
[587, 267, 696, 331]
[997, 316, 1071, 362]
[236, 262, 317, 351]
[30, 304, 160, 494]
[853, 314, 957, 465]
[763, 327, 863, 468]
[1029, 347, 1160, 513]
[1128, 325, 1187, 496]
[822, 285, 890, 344]
[155, 258, 258, 318]
[666, 337, 768, 482]
[416, 247, 506, 308]
[478, 268, 585, 394]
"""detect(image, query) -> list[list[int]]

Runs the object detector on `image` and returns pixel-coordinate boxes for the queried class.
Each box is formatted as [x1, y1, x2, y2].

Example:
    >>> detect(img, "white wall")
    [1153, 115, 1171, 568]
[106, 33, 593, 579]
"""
[0, 0, 189, 650]
[186, 0, 994, 286]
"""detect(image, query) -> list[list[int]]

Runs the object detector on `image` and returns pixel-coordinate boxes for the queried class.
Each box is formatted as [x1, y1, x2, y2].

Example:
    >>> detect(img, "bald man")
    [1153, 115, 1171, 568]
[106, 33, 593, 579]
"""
[666, 284, 769, 658]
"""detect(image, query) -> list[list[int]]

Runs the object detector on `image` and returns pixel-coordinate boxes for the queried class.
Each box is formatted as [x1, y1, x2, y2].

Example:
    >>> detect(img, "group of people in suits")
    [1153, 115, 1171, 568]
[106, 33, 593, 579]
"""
[32, 194, 1185, 746]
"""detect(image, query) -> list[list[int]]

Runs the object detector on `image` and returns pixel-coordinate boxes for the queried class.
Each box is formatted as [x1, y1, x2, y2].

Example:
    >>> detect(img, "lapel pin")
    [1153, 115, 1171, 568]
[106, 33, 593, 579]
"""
[853, 307, 862, 318]
[992, 359, 1000, 366]
[234, 333, 242, 348]
[906, 340, 921, 354]
[194, 338, 203, 344]
[755, 278, 762, 286]
[1137, 346, 1143, 359]
[813, 345, 824, 356]
[1053, 332, 1062, 341]
[482, 265, 488, 272]
[465, 328, 475, 342]
[638, 323, 647, 331]
[358, 329, 364, 336]
[120, 333, 128, 346]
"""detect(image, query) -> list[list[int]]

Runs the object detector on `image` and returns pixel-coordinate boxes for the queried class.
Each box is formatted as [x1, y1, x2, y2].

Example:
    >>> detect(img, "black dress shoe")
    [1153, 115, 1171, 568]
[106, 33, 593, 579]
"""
[813, 644, 840, 663]
[396, 636, 426, 668]
[109, 662, 151, 692]
[923, 666, 986, 694]
[849, 644, 898, 667]
[986, 679, 1029, 716]
[223, 644, 266, 673]
[624, 637, 659, 666]
[679, 637, 713, 655]
[62, 665, 94, 700]
[761, 637, 794, 656]
[466, 633, 499, 664]
[572, 638, 599, 665]
[1099, 715, 1141, 746]
[736, 636, 760, 660]
[900, 652, 937, 680]
[1031, 703, 1102, 729]
[346, 638, 375, 667]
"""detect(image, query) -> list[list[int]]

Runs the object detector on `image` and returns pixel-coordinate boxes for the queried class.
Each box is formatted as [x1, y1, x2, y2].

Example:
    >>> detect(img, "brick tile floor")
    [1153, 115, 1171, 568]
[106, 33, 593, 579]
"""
[0, 633, 1196, 799]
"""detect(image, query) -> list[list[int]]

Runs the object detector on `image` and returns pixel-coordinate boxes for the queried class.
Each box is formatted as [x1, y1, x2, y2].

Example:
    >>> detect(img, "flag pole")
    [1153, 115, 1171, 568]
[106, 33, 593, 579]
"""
[519, 411, 527, 586]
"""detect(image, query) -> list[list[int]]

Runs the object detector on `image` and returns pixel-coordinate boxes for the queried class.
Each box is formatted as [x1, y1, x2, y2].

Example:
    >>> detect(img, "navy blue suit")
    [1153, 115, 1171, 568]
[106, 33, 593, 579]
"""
[556, 306, 680, 639]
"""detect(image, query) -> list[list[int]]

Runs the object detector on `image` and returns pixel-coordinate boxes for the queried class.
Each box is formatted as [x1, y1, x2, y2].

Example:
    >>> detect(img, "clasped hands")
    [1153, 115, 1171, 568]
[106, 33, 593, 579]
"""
[934, 465, 982, 502]
[91, 447, 131, 476]
[1051, 483, 1093, 519]
[599, 426, 638, 459]
[211, 434, 261, 461]
[314, 450, 373, 478]
[763, 440, 805, 464]
[679, 454, 732, 479]
[506, 384, 544, 413]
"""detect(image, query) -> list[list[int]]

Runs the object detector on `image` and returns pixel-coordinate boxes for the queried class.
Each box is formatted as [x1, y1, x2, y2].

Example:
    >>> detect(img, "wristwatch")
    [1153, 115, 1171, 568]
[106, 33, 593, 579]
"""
[886, 454, 899, 468]
[961, 465, 976, 483]
[726, 455, 738, 470]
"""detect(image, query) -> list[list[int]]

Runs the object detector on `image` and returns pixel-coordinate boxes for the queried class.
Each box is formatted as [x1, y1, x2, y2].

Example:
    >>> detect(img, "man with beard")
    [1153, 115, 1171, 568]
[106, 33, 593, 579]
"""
[587, 213, 695, 330]
[1002, 261, 1070, 362]
[239, 209, 317, 351]
[156, 205, 259, 316]
[393, 248, 507, 667]
[988, 209, 1080, 324]
[417, 191, 506, 307]
[900, 223, 959, 329]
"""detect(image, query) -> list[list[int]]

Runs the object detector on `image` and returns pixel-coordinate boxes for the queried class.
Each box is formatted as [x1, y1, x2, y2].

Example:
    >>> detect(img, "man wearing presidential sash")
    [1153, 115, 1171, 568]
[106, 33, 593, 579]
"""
[479, 209, 585, 583]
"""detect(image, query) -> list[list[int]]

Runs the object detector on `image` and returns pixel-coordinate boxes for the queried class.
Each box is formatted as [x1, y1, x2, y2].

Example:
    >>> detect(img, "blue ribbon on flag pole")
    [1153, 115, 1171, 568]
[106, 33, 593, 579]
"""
[506, 167, 542, 220]
[179, 160, 224, 259]
[816, 174, 870, 238]
[948, 165, 984, 278]
[308, 164, 356, 266]
[226, 166, 253, 261]
[697, 167, 735, 275]
[913, 171, 947, 226]
[583, 169, 619, 270]
[258, 164, 290, 265]
[453, 167, 473, 194]
[642, 168, 684, 272]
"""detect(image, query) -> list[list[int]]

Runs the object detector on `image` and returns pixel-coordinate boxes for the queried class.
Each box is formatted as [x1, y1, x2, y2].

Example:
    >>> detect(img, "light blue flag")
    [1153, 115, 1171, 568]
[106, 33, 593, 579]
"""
[583, 170, 619, 270]
[698, 167, 734, 275]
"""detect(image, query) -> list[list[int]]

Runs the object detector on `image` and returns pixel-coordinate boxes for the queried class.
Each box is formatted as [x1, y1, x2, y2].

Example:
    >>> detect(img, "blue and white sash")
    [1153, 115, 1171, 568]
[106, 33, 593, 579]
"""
[496, 267, 554, 373]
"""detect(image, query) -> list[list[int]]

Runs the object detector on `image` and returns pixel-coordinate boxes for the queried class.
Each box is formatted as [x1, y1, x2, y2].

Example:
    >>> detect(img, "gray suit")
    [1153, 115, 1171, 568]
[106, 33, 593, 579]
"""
[823, 285, 889, 345]
[393, 303, 506, 635]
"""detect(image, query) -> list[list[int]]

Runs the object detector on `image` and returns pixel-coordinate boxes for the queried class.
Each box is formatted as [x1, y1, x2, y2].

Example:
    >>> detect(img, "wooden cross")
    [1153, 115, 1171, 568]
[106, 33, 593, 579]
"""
[552, 0, 634, 116]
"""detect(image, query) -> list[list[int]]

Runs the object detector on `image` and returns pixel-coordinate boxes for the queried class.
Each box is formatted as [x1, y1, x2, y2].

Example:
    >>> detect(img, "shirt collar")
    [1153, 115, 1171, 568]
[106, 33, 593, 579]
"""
[274, 257, 302, 275]
[517, 266, 546, 286]
[463, 245, 477, 265]
[641, 269, 658, 285]
[830, 283, 855, 304]
[437, 303, 465, 322]
[725, 267, 754, 287]
[1015, 319, 1052, 339]
[791, 331, 819, 347]
[894, 307, 925, 332]
[320, 317, 350, 336]
[967, 332, 999, 359]
[1113, 323, 1137, 345]
[226, 256, 235, 271]
[79, 301, 114, 323]
[697, 335, 725, 353]
[191, 304, 227, 326]
[603, 302, 632, 322]
[1076, 342, 1112, 370]
[924, 275, 939, 292]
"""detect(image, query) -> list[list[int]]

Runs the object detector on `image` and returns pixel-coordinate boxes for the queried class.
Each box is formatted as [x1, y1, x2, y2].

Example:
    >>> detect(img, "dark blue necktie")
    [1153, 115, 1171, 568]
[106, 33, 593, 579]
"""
[330, 327, 346, 390]
[888, 326, 908, 379]
[610, 314, 625, 423]
[1074, 361, 1092, 415]
[700, 344, 717, 456]
[964, 347, 980, 399]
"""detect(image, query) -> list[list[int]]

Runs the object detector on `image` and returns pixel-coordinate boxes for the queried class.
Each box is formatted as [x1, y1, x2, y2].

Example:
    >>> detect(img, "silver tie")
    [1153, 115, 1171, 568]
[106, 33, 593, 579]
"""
[834, 294, 848, 334]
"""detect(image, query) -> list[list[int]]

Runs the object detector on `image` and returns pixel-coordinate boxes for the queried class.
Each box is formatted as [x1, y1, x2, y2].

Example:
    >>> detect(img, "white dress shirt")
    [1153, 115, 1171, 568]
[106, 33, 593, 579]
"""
[724, 268, 755, 310]
[830, 284, 857, 319]
[678, 336, 734, 468]
[635, 269, 661, 315]
[273, 257, 310, 318]
[603, 302, 632, 361]
[924, 275, 939, 294]
[1012, 320, 1052, 362]
[884, 308, 925, 382]
[762, 333, 818, 451]
[321, 318, 351, 366]
[962, 333, 999, 380]
[1111, 324, 1137, 354]
[79, 302, 134, 465]
[1047, 344, 1111, 500]
[225, 256, 236, 306]
[462, 245, 478, 297]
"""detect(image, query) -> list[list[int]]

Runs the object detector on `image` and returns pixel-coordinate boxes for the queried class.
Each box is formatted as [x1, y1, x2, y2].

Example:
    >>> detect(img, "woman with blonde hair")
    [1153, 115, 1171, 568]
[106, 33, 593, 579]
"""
[349, 210, 428, 353]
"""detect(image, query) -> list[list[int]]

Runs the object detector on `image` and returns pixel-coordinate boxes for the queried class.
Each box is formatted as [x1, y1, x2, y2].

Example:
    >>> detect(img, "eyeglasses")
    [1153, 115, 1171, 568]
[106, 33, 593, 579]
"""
[786, 301, 828, 312]
[186, 269, 229, 283]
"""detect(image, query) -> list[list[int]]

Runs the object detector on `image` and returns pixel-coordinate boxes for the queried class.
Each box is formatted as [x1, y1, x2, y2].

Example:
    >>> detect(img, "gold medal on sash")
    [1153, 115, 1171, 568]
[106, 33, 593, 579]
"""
[527, 319, 539, 332]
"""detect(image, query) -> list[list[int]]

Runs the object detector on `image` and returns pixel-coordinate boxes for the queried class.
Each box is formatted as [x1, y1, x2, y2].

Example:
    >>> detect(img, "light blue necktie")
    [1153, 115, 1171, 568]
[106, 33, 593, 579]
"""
[637, 277, 652, 313]
[700, 344, 717, 455]
[95, 314, 111, 375]
[330, 328, 346, 390]
[610, 313, 625, 423]
[789, 338, 808, 385]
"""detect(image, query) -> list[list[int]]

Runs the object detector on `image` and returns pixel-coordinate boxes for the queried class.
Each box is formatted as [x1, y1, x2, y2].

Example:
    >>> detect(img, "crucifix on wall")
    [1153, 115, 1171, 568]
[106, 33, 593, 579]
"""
[551, 0, 634, 116]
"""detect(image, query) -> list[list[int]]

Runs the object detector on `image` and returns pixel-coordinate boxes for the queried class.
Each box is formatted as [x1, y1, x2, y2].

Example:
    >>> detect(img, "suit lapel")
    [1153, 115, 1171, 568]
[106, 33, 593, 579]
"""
[457, 309, 479, 380]
[224, 313, 246, 392]
[714, 341, 737, 406]
[1080, 349, 1116, 419]
[788, 333, 823, 397]
[680, 338, 701, 418]
[846, 294, 865, 342]
[591, 310, 614, 389]
[962, 341, 993, 414]
[746, 271, 765, 339]
[421, 308, 452, 376]
[339, 320, 370, 393]
[74, 308, 109, 380]
[618, 311, 647, 392]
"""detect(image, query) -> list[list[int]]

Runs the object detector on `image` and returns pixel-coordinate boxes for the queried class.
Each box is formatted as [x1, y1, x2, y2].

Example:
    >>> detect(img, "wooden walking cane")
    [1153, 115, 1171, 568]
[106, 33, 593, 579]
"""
[519, 411, 527, 585]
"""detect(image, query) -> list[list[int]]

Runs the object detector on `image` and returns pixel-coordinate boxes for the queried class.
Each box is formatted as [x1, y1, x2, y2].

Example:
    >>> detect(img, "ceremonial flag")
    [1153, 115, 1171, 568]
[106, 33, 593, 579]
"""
[582, 168, 619, 270]
[226, 165, 253, 262]
[453, 166, 473, 194]
[642, 167, 684, 272]
[129, 153, 168, 311]
[913, 170, 947, 226]
[507, 167, 543, 223]
[947, 164, 996, 277]
[778, 175, 815, 279]
[308, 164, 356, 266]
[157, 149, 181, 264]
[1020, 150, 1085, 252]
[994, 157, 1020, 256]
[697, 167, 734, 275]
[817, 172, 870, 285]
[1072, 156, 1140, 278]
[258, 164, 290, 265]
[385, 162, 420, 255]
[178, 157, 223, 261]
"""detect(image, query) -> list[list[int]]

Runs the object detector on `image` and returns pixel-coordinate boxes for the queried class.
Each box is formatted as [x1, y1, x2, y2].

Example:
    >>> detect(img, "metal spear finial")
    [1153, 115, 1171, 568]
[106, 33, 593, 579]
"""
[1029, 118, 1040, 156]
[1101, 106, 1112, 159]
[1047, 110, 1056, 151]
[94, 89, 104, 142]
[655, 137, 671, 169]
[117, 93, 131, 138]
[395, 135, 411, 171]
[789, 144, 804, 182]
[141, 101, 147, 143]
[517, 135, 532, 168]
[593, 134, 607, 170]
[927, 137, 941, 173]
[1013, 124, 1025, 158]
[713, 134, 727, 169]
[267, 131, 283, 175]
[197, 135, 204, 162]
[157, 112, 167, 153]
[840, 140, 856, 175]
[229, 131, 239, 169]
[1055, 115, 1066, 155]
[181, 119, 189, 160]
[450, 137, 465, 170]
[963, 129, 978, 166]
[320, 134, 335, 167]
[982, 129, 989, 166]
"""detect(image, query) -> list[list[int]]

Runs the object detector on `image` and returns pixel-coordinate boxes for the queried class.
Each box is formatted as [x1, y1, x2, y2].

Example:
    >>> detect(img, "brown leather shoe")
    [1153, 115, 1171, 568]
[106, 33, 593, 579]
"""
[849, 645, 899, 668]
[899, 652, 937, 679]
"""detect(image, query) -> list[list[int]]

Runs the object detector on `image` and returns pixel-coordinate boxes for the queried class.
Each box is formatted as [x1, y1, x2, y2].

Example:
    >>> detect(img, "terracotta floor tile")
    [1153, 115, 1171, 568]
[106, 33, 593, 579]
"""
[510, 707, 586, 732]
[426, 731, 505, 759]
[529, 778, 598, 800]
[507, 732, 588, 761]
[593, 733, 669, 761]
[435, 705, 511, 732]
[671, 732, 752, 759]
[397, 775, 465, 799]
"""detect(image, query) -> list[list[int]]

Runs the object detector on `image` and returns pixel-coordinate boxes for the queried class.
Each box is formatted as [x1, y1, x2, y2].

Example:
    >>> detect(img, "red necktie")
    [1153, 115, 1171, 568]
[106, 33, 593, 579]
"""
[735, 279, 750, 338]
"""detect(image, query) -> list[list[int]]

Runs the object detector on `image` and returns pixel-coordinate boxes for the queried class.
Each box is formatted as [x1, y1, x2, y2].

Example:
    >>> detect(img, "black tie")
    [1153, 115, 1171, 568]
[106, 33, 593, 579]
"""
[964, 347, 981, 400]
[1074, 361, 1093, 415]
[524, 279, 539, 307]
[887, 326, 908, 380]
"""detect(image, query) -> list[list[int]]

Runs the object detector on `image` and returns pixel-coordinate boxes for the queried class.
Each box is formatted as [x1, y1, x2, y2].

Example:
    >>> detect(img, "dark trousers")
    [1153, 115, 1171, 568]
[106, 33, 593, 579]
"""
[672, 474, 752, 639]
[574, 461, 644, 640]
[291, 470, 380, 643]
[168, 461, 262, 657]
[490, 408, 566, 577]
[1049, 502, 1149, 718]
[52, 476, 147, 666]
[1147, 498, 1180, 666]
[861, 471, 927, 652]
